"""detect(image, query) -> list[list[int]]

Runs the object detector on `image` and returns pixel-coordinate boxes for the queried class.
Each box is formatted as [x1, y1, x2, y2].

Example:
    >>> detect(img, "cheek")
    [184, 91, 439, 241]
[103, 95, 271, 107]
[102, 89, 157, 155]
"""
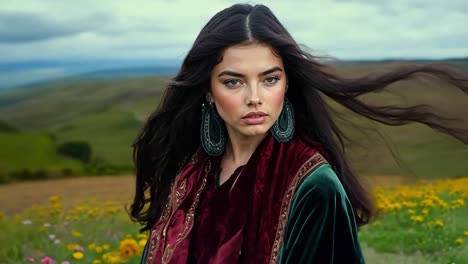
[216, 95, 239, 117]
[270, 90, 286, 117]
[211, 85, 241, 118]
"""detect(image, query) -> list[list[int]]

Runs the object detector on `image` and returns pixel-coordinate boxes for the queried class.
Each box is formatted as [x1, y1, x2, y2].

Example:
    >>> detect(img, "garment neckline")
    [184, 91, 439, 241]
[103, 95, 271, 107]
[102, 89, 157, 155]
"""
[214, 164, 246, 189]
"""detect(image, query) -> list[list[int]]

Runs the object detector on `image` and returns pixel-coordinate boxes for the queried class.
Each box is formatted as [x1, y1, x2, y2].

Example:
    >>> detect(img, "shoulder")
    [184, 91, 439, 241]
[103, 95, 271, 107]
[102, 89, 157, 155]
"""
[296, 164, 347, 202]
[284, 136, 328, 172]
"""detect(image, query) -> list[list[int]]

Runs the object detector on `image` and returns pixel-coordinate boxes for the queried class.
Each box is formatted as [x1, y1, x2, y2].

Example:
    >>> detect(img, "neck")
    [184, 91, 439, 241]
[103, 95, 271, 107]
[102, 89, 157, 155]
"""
[224, 132, 268, 166]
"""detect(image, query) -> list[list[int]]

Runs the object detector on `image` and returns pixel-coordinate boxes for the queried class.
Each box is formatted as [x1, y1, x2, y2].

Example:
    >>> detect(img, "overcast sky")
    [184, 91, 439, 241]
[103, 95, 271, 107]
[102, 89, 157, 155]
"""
[1, 0, 467, 65]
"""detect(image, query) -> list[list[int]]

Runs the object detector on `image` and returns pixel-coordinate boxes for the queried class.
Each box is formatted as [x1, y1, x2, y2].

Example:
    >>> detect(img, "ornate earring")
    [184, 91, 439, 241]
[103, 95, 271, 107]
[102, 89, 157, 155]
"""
[270, 97, 295, 142]
[200, 101, 226, 156]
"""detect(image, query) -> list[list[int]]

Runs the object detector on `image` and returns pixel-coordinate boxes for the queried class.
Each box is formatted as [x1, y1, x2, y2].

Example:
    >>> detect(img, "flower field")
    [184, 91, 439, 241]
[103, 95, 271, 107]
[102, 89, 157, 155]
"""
[0, 195, 144, 264]
[0, 176, 467, 263]
[359, 177, 468, 263]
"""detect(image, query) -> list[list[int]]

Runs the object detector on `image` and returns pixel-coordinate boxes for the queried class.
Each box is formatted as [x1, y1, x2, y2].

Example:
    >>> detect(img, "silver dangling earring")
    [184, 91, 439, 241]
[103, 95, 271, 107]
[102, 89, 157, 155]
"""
[270, 96, 295, 142]
[200, 100, 226, 156]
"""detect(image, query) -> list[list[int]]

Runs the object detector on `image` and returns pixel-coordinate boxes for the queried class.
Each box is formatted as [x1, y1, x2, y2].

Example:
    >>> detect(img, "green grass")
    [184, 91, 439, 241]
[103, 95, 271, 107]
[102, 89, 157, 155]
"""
[0, 132, 82, 173]
[49, 108, 143, 167]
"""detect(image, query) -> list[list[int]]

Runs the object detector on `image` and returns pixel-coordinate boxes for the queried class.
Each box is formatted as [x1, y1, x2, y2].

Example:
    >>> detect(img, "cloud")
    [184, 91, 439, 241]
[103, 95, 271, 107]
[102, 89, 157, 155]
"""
[0, 0, 467, 62]
[0, 11, 114, 43]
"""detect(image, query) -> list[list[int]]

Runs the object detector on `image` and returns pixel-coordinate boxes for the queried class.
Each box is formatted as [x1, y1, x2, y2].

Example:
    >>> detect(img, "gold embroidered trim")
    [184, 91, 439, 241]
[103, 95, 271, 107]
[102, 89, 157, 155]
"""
[145, 154, 195, 264]
[161, 160, 211, 263]
[269, 152, 328, 264]
[146, 157, 211, 264]
[146, 181, 175, 264]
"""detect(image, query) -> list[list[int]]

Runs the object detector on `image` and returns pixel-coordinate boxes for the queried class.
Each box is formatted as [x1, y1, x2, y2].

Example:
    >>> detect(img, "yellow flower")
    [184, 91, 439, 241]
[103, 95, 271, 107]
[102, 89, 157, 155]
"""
[137, 233, 148, 240]
[49, 195, 61, 204]
[434, 220, 444, 228]
[102, 252, 123, 264]
[96, 246, 103, 253]
[421, 209, 429, 216]
[420, 199, 435, 207]
[139, 239, 147, 248]
[67, 244, 77, 251]
[464, 231, 468, 236]
[73, 252, 84, 260]
[88, 243, 96, 250]
[103, 244, 111, 250]
[407, 209, 415, 215]
[410, 215, 424, 223]
[455, 238, 464, 246]
[72, 230, 82, 237]
[107, 207, 119, 214]
[452, 199, 465, 207]
[92, 260, 102, 264]
[119, 238, 142, 259]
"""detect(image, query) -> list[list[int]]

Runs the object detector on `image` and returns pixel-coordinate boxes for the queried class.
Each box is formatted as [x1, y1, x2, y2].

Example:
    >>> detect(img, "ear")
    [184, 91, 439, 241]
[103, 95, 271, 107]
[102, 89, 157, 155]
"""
[206, 93, 214, 103]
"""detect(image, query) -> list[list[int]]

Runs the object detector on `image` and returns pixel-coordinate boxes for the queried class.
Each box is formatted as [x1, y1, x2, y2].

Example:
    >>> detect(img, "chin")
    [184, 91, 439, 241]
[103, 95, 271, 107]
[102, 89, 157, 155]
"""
[241, 126, 270, 137]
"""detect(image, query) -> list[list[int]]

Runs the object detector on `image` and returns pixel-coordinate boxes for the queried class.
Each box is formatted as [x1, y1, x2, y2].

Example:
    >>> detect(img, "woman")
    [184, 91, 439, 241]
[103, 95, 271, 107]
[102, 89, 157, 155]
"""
[131, 3, 468, 264]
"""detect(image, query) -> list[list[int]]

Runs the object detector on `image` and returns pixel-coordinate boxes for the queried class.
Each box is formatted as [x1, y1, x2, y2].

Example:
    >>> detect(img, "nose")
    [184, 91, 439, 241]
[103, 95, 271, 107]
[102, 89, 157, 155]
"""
[246, 84, 262, 106]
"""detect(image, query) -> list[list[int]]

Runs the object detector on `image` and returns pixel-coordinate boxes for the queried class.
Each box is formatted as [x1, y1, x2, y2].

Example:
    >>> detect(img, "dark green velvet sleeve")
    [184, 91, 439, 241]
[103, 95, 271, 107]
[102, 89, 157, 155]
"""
[279, 164, 365, 264]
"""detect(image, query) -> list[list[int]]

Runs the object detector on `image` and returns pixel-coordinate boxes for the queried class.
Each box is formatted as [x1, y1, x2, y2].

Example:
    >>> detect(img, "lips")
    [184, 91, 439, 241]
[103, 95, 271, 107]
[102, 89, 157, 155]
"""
[242, 111, 268, 125]
[243, 111, 267, 118]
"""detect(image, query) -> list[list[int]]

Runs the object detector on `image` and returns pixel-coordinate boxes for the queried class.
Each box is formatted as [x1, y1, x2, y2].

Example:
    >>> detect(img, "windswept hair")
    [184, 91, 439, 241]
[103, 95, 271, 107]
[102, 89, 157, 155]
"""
[130, 4, 468, 232]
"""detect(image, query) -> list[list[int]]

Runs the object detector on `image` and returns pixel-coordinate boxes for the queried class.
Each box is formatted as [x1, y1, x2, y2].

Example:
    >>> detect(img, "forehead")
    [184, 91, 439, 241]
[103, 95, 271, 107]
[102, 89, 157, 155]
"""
[212, 42, 283, 74]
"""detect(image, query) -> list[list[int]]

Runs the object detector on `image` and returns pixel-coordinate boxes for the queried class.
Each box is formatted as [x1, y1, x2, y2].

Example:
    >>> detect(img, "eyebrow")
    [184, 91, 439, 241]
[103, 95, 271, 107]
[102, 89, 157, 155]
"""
[217, 66, 283, 78]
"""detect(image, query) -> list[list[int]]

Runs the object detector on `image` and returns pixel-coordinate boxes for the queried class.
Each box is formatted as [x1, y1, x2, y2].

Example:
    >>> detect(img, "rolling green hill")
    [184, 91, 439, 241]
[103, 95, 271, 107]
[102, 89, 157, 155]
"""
[0, 132, 83, 177]
[0, 61, 467, 182]
[0, 77, 166, 182]
[0, 76, 165, 129]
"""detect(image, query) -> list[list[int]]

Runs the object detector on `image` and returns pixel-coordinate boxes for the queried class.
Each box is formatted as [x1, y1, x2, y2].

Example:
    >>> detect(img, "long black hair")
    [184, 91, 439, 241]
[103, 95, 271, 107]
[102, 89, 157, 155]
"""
[130, 4, 468, 232]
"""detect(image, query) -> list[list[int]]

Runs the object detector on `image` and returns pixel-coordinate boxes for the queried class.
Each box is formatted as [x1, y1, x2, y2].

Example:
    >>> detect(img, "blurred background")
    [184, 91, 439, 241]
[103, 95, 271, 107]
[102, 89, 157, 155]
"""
[0, 1, 467, 263]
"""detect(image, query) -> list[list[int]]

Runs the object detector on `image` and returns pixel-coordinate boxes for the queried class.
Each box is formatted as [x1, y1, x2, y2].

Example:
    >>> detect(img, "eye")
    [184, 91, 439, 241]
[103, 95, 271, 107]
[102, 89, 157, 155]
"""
[264, 76, 280, 85]
[223, 79, 242, 88]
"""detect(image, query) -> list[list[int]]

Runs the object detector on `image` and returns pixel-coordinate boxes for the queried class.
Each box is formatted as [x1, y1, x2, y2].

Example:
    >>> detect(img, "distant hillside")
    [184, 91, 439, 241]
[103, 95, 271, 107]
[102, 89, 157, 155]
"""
[0, 76, 165, 129]
[0, 58, 179, 90]
[0, 76, 166, 169]
[331, 57, 468, 69]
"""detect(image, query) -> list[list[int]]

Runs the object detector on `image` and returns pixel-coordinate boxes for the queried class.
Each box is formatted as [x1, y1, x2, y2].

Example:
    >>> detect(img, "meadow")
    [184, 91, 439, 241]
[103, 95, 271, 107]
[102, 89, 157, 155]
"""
[0, 175, 466, 263]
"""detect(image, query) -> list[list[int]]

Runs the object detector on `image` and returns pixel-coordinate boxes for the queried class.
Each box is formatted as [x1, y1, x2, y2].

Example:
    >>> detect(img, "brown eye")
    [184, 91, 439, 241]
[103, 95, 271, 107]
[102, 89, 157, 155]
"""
[224, 79, 242, 88]
[265, 76, 279, 85]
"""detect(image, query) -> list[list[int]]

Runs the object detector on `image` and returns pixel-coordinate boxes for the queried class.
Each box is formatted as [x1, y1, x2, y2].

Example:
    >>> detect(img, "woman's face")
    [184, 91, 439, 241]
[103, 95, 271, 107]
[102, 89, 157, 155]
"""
[210, 42, 287, 141]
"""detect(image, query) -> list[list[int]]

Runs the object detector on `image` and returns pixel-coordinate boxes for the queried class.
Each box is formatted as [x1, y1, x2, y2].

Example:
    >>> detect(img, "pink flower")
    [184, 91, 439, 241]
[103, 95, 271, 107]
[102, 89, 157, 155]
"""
[41, 256, 54, 264]
[61, 261, 70, 264]
[73, 245, 84, 251]
[54, 239, 61, 244]
[22, 219, 32, 225]
[25, 257, 35, 262]
[43, 222, 51, 227]
[48, 234, 56, 240]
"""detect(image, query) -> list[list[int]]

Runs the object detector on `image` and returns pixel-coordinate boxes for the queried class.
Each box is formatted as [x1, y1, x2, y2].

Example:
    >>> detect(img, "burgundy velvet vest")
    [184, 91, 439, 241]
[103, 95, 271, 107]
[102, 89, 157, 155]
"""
[144, 134, 329, 264]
